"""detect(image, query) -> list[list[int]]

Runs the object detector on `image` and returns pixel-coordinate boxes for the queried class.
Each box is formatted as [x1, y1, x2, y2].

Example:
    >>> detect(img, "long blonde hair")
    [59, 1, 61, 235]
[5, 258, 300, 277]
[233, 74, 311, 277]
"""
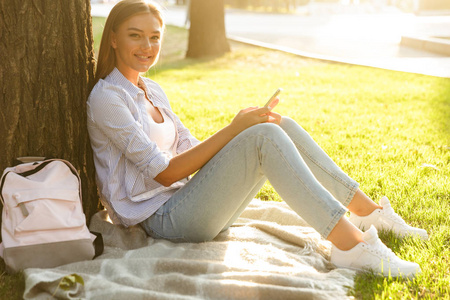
[94, 0, 165, 85]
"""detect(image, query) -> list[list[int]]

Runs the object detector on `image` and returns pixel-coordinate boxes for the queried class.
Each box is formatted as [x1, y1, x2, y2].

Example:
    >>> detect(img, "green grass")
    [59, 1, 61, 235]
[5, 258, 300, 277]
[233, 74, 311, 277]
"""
[149, 25, 450, 299]
[1, 18, 449, 299]
[92, 15, 106, 57]
[0, 260, 24, 299]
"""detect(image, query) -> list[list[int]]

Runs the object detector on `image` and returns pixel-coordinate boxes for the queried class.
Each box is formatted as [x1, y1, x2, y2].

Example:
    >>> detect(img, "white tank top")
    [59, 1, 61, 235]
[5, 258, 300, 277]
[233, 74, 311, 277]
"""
[147, 109, 176, 158]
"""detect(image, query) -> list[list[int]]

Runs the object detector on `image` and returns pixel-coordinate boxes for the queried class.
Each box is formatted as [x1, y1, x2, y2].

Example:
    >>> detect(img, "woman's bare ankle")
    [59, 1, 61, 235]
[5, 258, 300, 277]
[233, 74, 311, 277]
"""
[347, 190, 382, 217]
[327, 217, 364, 251]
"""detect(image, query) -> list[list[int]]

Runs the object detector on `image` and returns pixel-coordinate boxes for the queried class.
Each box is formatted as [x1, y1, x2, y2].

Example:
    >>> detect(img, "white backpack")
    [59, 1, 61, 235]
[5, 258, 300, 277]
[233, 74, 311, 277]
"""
[0, 159, 100, 273]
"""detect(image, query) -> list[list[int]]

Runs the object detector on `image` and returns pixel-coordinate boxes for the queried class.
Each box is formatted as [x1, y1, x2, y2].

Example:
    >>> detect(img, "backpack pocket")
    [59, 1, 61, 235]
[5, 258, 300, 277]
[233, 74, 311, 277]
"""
[11, 189, 84, 234]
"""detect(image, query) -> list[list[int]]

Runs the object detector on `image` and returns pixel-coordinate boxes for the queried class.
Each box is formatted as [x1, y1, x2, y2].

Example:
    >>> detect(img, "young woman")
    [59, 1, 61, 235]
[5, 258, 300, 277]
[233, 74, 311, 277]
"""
[87, 0, 427, 278]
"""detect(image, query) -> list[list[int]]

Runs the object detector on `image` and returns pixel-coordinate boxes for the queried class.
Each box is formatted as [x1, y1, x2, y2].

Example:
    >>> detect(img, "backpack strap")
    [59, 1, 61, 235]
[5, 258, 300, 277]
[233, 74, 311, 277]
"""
[0, 171, 11, 207]
[17, 160, 53, 177]
[90, 231, 104, 258]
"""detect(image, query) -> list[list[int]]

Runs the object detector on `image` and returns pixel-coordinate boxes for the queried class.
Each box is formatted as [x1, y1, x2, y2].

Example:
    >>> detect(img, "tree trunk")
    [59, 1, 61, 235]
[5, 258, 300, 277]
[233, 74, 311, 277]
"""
[0, 0, 99, 222]
[186, 0, 230, 58]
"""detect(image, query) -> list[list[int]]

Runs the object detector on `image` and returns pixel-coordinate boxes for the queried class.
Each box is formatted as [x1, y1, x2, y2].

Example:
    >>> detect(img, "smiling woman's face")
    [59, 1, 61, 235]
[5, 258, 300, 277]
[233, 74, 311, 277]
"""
[111, 12, 162, 84]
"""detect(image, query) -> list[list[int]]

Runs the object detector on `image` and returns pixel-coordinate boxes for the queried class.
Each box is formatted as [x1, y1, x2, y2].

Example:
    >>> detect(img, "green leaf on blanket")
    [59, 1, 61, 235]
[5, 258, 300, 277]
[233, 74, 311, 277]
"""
[59, 274, 84, 290]
[52, 273, 84, 296]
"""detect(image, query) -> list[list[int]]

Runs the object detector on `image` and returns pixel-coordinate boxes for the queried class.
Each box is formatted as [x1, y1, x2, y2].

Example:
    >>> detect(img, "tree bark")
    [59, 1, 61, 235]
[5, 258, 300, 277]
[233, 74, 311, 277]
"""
[0, 0, 99, 221]
[186, 0, 230, 58]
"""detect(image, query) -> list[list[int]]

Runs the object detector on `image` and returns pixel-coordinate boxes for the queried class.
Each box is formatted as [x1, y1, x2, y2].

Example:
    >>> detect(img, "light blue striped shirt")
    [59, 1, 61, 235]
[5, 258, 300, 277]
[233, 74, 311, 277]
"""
[87, 68, 200, 226]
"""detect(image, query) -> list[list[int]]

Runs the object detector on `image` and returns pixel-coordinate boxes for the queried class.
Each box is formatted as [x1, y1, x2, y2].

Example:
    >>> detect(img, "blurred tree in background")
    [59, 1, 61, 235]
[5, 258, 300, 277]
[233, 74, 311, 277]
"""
[187, 0, 230, 57]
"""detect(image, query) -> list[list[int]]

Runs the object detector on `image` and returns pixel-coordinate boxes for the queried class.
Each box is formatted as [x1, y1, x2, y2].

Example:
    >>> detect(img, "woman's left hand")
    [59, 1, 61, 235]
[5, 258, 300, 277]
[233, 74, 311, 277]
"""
[263, 97, 282, 125]
[266, 111, 282, 125]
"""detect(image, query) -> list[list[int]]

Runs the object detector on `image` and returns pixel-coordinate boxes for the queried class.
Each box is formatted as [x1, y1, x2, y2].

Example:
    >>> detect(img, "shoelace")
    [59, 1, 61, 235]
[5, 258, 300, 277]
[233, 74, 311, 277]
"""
[381, 205, 407, 225]
[364, 240, 397, 261]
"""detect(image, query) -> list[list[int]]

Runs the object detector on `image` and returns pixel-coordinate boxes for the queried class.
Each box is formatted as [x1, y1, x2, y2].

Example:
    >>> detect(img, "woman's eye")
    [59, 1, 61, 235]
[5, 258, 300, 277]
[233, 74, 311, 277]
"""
[130, 34, 140, 38]
[151, 36, 160, 41]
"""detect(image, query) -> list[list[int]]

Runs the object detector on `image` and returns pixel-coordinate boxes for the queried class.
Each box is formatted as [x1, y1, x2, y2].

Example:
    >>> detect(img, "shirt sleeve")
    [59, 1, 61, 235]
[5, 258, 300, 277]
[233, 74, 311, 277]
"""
[173, 113, 201, 154]
[88, 85, 169, 179]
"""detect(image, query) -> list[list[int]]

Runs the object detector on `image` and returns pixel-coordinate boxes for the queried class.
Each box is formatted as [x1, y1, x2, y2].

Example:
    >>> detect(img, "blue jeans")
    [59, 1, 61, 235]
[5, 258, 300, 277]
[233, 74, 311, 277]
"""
[140, 117, 359, 242]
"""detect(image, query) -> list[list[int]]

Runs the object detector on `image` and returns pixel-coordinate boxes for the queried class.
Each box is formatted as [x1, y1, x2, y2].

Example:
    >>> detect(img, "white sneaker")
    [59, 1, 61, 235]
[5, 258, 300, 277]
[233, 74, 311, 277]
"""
[348, 196, 428, 240]
[330, 225, 421, 278]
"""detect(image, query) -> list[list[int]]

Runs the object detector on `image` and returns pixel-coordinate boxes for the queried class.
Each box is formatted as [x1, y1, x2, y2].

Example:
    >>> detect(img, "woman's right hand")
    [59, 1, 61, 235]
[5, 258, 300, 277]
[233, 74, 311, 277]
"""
[230, 106, 270, 131]
[230, 98, 280, 133]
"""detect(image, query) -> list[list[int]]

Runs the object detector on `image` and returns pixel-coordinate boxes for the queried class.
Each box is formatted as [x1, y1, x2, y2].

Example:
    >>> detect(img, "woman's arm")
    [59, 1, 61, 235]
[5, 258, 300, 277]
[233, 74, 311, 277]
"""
[154, 105, 281, 186]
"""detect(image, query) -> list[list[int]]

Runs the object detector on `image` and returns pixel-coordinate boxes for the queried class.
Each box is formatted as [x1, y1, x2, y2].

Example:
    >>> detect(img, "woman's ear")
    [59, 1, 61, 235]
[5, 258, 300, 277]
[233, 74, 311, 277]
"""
[110, 31, 117, 49]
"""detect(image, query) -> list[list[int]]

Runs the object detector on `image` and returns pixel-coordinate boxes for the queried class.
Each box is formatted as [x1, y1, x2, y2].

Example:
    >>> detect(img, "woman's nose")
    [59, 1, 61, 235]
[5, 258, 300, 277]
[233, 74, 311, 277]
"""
[141, 37, 151, 49]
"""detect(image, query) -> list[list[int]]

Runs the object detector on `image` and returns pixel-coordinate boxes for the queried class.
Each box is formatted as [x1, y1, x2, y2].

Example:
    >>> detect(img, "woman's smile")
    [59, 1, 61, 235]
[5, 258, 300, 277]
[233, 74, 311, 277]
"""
[135, 54, 153, 62]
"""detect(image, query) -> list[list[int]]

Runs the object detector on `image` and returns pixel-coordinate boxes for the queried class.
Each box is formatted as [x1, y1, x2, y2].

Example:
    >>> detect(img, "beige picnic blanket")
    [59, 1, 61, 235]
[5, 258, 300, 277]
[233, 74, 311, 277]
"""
[23, 199, 355, 299]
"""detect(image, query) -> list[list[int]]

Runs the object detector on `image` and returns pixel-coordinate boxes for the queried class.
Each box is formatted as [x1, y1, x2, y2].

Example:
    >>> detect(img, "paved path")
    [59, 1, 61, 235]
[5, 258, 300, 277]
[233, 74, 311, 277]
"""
[91, 2, 450, 78]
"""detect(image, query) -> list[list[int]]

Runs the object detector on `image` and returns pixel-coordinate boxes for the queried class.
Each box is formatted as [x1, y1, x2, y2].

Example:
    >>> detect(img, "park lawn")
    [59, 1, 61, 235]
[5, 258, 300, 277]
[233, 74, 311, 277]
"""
[1, 20, 449, 299]
[150, 26, 450, 299]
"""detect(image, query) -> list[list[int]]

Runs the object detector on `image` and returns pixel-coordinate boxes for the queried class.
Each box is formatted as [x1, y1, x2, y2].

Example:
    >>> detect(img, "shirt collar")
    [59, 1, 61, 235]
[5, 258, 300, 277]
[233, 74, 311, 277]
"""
[105, 68, 165, 109]
[106, 68, 144, 99]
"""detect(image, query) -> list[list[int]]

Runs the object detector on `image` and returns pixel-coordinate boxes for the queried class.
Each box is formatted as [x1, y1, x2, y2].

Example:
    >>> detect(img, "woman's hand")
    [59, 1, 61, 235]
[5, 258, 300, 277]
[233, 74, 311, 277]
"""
[230, 98, 282, 132]
[230, 106, 269, 131]
[266, 111, 282, 125]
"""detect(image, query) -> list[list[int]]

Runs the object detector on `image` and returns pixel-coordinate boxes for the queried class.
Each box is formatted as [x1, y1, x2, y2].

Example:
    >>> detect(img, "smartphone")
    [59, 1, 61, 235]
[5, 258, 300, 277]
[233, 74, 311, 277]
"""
[264, 88, 282, 107]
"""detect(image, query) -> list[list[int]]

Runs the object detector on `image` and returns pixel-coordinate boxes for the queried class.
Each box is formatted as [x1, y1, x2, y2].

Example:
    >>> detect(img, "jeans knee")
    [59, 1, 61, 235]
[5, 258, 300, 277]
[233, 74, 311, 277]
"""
[240, 123, 291, 150]
[280, 116, 294, 126]
[280, 116, 302, 130]
[280, 116, 309, 138]
[250, 122, 285, 138]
